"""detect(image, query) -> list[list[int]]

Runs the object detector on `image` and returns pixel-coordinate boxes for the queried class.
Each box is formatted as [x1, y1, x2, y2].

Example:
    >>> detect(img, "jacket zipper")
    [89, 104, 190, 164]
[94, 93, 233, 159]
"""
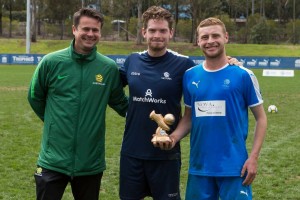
[72, 61, 83, 177]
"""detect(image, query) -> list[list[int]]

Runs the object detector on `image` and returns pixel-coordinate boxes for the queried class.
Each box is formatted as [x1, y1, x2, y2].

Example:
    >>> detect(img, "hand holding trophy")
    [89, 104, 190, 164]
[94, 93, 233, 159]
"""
[149, 110, 175, 147]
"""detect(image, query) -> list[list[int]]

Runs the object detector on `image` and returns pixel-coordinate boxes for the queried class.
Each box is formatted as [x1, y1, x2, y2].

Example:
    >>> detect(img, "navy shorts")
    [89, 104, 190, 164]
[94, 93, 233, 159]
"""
[119, 155, 181, 200]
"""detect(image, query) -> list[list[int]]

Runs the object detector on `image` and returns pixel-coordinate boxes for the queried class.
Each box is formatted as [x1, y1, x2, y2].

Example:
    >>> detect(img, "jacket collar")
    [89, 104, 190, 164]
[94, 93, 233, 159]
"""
[70, 39, 97, 62]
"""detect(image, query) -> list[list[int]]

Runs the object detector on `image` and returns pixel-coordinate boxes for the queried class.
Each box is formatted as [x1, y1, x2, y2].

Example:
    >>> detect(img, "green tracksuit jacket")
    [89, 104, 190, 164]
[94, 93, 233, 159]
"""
[28, 40, 128, 176]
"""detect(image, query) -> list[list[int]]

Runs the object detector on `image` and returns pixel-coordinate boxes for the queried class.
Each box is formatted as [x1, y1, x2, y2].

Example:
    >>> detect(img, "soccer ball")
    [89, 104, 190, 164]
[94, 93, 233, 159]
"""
[267, 105, 278, 113]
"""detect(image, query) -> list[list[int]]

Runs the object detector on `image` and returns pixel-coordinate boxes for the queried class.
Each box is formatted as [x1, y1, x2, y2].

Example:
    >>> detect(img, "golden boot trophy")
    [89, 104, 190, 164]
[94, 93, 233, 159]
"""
[149, 110, 175, 145]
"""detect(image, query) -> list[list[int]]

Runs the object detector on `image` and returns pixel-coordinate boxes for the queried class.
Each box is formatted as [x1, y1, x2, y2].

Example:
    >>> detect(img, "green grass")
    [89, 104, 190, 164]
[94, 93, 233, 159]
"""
[1, 38, 300, 56]
[0, 65, 299, 199]
[0, 40, 300, 199]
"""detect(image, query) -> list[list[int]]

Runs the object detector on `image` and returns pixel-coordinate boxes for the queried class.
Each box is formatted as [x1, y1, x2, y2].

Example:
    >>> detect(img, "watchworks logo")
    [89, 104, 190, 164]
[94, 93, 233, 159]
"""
[132, 89, 166, 104]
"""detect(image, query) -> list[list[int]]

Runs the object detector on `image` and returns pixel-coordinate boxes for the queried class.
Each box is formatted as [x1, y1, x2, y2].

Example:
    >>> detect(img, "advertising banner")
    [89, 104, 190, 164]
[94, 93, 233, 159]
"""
[1, 54, 299, 70]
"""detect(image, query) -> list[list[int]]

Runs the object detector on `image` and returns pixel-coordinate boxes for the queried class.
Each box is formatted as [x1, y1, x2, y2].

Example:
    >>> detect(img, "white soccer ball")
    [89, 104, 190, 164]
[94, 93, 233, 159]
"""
[267, 105, 278, 113]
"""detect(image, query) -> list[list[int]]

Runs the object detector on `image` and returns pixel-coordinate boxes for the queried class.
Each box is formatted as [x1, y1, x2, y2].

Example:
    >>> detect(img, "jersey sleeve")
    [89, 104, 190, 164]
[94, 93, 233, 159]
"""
[27, 58, 48, 121]
[119, 57, 129, 87]
[108, 63, 128, 117]
[243, 69, 263, 107]
[183, 69, 192, 107]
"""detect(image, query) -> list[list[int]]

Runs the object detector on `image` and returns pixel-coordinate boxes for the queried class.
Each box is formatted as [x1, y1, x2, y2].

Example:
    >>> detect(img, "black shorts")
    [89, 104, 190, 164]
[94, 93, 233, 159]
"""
[34, 166, 103, 200]
[119, 155, 181, 200]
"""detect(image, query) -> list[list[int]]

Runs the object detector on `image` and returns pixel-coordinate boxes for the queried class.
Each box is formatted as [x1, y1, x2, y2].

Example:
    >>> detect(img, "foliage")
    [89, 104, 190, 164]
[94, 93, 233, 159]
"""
[218, 14, 236, 34]
[2, 10, 27, 21]
[1, 39, 300, 57]
[250, 18, 270, 44]
[1, 0, 300, 44]
[176, 19, 192, 42]
[285, 19, 300, 44]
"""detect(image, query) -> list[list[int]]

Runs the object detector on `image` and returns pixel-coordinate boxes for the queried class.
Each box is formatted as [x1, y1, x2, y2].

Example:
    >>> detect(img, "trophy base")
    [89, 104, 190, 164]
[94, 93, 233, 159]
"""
[151, 134, 172, 143]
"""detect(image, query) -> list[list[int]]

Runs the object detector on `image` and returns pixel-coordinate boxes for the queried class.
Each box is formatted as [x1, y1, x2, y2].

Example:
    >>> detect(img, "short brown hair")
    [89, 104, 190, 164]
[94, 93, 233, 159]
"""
[142, 6, 174, 30]
[197, 17, 227, 34]
[73, 8, 104, 28]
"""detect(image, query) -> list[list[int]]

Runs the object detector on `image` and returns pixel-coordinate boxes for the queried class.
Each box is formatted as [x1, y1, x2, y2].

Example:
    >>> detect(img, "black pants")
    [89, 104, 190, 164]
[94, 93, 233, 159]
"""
[34, 167, 103, 200]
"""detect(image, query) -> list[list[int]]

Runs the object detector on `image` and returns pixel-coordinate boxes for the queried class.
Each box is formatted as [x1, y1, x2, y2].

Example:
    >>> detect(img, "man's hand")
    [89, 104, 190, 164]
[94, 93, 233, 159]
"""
[241, 156, 258, 185]
[152, 135, 176, 150]
[227, 56, 242, 66]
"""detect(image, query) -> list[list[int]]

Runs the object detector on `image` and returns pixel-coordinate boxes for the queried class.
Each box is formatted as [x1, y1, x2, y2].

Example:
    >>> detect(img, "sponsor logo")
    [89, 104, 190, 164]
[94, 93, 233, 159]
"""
[195, 100, 226, 117]
[145, 89, 152, 97]
[12, 55, 34, 62]
[295, 59, 300, 68]
[132, 89, 167, 104]
[57, 75, 69, 80]
[193, 59, 205, 65]
[240, 190, 249, 196]
[161, 72, 172, 80]
[247, 59, 257, 66]
[192, 80, 200, 88]
[270, 59, 281, 67]
[131, 72, 140, 76]
[258, 59, 269, 67]
[222, 79, 230, 89]
[1, 56, 8, 63]
[168, 192, 179, 197]
[116, 58, 126, 65]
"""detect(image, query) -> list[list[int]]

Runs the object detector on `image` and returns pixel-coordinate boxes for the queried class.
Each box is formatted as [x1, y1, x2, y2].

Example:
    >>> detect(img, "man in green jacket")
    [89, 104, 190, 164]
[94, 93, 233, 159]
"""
[28, 8, 128, 200]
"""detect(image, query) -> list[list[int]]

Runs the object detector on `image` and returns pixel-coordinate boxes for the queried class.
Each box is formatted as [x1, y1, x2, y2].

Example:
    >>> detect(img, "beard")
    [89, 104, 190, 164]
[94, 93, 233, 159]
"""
[148, 40, 167, 52]
[202, 45, 225, 59]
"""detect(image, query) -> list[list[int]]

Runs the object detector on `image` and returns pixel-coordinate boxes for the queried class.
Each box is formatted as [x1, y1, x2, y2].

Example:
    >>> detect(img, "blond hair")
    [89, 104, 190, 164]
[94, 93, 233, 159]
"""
[197, 17, 227, 34]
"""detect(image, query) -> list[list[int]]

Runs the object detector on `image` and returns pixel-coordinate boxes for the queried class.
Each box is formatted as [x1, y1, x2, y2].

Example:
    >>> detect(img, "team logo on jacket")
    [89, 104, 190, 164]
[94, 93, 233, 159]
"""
[93, 74, 106, 86]
[96, 74, 103, 82]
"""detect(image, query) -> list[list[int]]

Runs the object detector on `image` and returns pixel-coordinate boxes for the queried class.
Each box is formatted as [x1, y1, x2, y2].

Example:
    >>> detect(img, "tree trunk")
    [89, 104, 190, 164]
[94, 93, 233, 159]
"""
[173, 0, 179, 42]
[136, 0, 143, 45]
[9, 0, 12, 38]
[31, 0, 37, 42]
[60, 20, 65, 40]
[0, 0, 2, 36]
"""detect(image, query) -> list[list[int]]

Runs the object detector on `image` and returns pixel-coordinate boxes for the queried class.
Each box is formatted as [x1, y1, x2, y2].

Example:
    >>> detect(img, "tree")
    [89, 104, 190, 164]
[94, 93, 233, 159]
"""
[31, 0, 37, 42]
[136, 0, 143, 44]
[43, 0, 79, 39]
[188, 0, 222, 44]
[0, 0, 3, 35]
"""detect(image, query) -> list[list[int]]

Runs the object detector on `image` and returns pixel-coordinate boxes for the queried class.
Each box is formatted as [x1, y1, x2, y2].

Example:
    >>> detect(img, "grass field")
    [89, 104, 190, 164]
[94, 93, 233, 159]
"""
[0, 64, 299, 199]
[1, 38, 300, 56]
[0, 39, 300, 199]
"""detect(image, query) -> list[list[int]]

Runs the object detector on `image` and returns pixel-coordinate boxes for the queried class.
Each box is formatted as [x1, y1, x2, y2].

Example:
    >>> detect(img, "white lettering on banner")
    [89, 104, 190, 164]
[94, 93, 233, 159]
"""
[1, 56, 8, 63]
[193, 59, 204, 65]
[116, 58, 126, 65]
[12, 56, 34, 62]
[262, 69, 294, 77]
[195, 100, 226, 117]
[37, 56, 43, 62]
[258, 59, 269, 67]
[247, 59, 257, 66]
[270, 59, 281, 67]
[295, 59, 300, 68]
